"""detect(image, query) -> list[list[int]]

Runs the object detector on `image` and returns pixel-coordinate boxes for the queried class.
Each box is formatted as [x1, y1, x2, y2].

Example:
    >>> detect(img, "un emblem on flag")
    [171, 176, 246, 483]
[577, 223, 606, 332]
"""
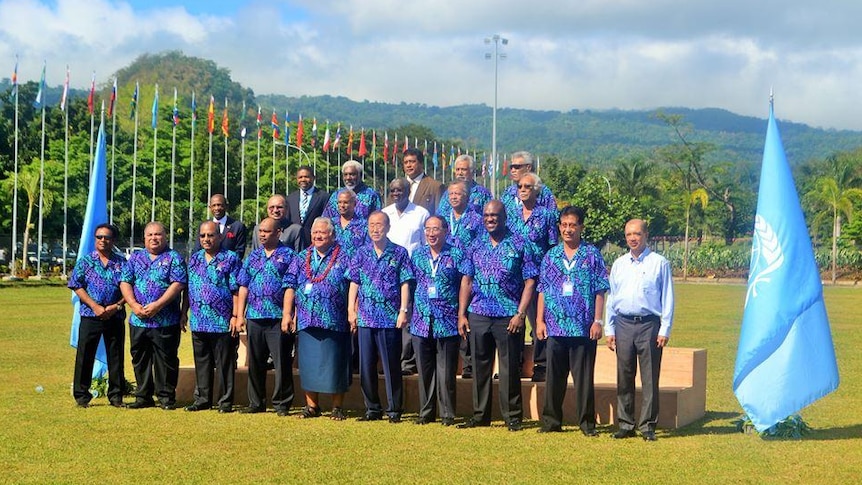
[745, 215, 784, 306]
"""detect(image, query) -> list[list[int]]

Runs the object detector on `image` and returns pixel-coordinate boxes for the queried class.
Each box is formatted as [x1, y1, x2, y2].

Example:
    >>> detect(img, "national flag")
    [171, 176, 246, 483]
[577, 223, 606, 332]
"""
[296, 114, 304, 147]
[733, 100, 840, 432]
[151, 83, 159, 129]
[256, 105, 262, 140]
[403, 134, 408, 153]
[333, 124, 342, 151]
[284, 111, 290, 144]
[383, 132, 389, 163]
[221, 100, 229, 137]
[172, 88, 179, 127]
[392, 133, 398, 165]
[239, 101, 247, 139]
[129, 81, 139, 119]
[271, 111, 280, 139]
[87, 71, 96, 115]
[60, 65, 70, 111]
[322, 122, 331, 152]
[69, 118, 110, 379]
[11, 55, 18, 100]
[207, 95, 215, 134]
[358, 129, 368, 157]
[346, 126, 354, 156]
[107, 78, 117, 118]
[311, 118, 318, 148]
[432, 142, 438, 169]
[190, 91, 197, 129]
[33, 61, 46, 108]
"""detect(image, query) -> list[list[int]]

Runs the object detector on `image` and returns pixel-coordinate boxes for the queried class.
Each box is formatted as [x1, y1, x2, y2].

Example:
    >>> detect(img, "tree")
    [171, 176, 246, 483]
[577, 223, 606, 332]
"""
[2, 160, 57, 274]
[804, 176, 862, 283]
[569, 172, 644, 248]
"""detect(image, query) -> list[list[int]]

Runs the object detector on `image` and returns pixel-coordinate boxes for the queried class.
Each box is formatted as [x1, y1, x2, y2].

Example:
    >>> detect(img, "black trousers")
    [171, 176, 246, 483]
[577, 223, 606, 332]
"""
[542, 336, 597, 431]
[615, 316, 663, 432]
[400, 325, 417, 373]
[459, 336, 472, 374]
[247, 318, 295, 411]
[130, 324, 181, 405]
[413, 333, 459, 420]
[468, 313, 523, 423]
[191, 331, 239, 408]
[358, 327, 403, 417]
[73, 314, 126, 405]
[519, 295, 546, 370]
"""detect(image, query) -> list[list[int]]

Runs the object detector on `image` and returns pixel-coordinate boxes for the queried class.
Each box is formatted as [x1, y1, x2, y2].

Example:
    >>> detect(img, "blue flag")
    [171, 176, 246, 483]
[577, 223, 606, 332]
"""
[733, 102, 839, 431]
[69, 120, 110, 379]
[151, 84, 159, 129]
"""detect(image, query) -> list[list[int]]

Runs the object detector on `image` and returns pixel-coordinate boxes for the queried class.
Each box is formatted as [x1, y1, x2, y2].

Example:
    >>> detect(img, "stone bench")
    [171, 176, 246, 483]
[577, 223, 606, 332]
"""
[176, 337, 706, 429]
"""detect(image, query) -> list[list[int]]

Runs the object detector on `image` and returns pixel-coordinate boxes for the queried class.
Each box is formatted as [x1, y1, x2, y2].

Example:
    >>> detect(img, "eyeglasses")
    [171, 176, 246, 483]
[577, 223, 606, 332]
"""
[424, 227, 443, 234]
[509, 164, 528, 170]
[95, 235, 113, 241]
[517, 184, 534, 190]
[199, 233, 217, 238]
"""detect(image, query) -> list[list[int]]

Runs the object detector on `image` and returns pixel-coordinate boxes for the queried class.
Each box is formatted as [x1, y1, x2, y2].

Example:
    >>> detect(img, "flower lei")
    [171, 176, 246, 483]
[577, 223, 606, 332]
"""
[305, 244, 340, 283]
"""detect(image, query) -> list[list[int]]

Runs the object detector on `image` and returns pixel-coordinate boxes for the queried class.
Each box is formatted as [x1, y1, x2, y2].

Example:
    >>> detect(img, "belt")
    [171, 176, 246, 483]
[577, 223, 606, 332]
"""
[618, 314, 659, 323]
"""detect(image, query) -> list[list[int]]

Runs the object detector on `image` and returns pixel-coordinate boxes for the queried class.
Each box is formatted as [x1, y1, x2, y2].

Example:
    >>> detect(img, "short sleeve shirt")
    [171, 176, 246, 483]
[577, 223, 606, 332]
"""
[410, 243, 464, 338]
[121, 249, 188, 328]
[347, 240, 414, 328]
[445, 208, 484, 251]
[538, 243, 609, 337]
[507, 205, 559, 256]
[237, 245, 296, 320]
[501, 184, 557, 220]
[332, 216, 369, 257]
[187, 249, 240, 333]
[284, 244, 350, 333]
[322, 184, 382, 220]
[437, 182, 493, 215]
[68, 250, 127, 317]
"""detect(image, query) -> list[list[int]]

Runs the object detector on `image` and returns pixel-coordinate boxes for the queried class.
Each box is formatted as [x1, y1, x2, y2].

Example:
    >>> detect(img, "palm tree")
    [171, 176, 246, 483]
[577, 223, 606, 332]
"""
[2, 161, 55, 275]
[804, 176, 862, 284]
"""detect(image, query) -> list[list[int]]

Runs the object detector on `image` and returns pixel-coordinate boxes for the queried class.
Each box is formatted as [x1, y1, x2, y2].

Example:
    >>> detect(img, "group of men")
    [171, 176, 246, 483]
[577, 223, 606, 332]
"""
[70, 148, 674, 441]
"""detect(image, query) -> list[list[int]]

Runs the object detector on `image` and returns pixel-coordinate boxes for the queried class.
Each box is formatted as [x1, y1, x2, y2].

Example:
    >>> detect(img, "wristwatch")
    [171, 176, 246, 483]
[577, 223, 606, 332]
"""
[400, 308, 409, 313]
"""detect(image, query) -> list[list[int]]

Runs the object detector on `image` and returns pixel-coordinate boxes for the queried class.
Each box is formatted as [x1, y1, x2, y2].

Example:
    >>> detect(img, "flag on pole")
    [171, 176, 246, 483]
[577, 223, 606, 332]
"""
[383, 132, 389, 163]
[151, 84, 159, 129]
[403, 134, 408, 153]
[333, 124, 342, 151]
[296, 114, 304, 148]
[108, 78, 117, 117]
[129, 82, 139, 119]
[271, 111, 280, 139]
[284, 111, 290, 145]
[207, 95, 215, 134]
[322, 122, 331, 152]
[172, 88, 179, 126]
[60, 65, 70, 111]
[311, 118, 318, 148]
[432, 142, 438, 169]
[33, 61, 46, 108]
[87, 71, 96, 115]
[221, 102, 229, 138]
[69, 119, 110, 379]
[256, 105, 263, 140]
[11, 55, 18, 100]
[358, 129, 367, 157]
[190, 91, 197, 129]
[733, 99, 840, 432]
[346, 126, 354, 156]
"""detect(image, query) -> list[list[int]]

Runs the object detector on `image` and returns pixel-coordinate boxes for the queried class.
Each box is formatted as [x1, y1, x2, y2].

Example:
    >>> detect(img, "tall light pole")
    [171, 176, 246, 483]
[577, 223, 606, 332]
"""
[485, 34, 507, 198]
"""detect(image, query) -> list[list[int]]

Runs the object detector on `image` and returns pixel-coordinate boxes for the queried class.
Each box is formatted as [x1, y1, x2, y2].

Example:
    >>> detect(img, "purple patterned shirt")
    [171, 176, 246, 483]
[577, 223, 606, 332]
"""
[347, 240, 414, 328]
[507, 205, 559, 256]
[538, 243, 609, 337]
[121, 249, 187, 328]
[237, 245, 296, 320]
[332, 216, 369, 257]
[410, 243, 464, 338]
[322, 183, 382, 220]
[68, 250, 127, 317]
[437, 182, 493, 215]
[501, 184, 557, 220]
[187, 249, 241, 333]
[459, 230, 540, 318]
[445, 208, 484, 251]
[283, 245, 350, 333]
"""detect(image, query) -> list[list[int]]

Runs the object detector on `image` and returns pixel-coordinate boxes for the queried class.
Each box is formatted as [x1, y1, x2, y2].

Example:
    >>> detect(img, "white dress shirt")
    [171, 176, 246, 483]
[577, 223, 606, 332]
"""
[382, 202, 429, 256]
[605, 247, 675, 338]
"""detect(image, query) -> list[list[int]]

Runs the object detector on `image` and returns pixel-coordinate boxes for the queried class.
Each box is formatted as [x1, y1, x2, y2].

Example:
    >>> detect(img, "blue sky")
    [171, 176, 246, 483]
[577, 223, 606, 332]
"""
[2, 0, 862, 131]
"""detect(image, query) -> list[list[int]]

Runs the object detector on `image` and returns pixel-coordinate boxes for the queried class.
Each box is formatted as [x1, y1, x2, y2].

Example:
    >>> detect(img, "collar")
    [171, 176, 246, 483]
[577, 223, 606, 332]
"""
[407, 173, 425, 184]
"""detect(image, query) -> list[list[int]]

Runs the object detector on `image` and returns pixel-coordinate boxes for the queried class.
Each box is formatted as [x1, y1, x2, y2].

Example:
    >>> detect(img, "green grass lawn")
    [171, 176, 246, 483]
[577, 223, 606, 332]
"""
[0, 283, 860, 484]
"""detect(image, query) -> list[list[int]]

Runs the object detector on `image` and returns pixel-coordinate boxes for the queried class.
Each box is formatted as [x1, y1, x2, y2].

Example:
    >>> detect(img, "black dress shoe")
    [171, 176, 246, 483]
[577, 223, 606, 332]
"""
[161, 402, 176, 411]
[357, 413, 383, 422]
[507, 419, 523, 432]
[76, 402, 90, 409]
[612, 429, 637, 439]
[460, 371, 472, 379]
[582, 428, 599, 437]
[388, 415, 402, 424]
[441, 417, 455, 426]
[414, 416, 433, 425]
[530, 367, 546, 382]
[642, 430, 658, 441]
[240, 406, 265, 414]
[276, 408, 290, 417]
[537, 425, 563, 433]
[457, 418, 490, 429]
[126, 401, 155, 409]
[218, 406, 234, 414]
[184, 403, 211, 412]
[109, 401, 125, 408]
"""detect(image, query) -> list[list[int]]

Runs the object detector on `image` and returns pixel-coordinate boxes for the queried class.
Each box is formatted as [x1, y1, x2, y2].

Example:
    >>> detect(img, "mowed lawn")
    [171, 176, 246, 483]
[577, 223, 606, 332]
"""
[0, 283, 859, 484]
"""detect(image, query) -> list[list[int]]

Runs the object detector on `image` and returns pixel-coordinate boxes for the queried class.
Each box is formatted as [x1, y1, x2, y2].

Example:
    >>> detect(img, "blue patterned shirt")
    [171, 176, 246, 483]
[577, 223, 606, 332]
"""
[437, 182, 493, 215]
[347, 240, 414, 328]
[332, 216, 369, 257]
[284, 244, 350, 333]
[410, 243, 464, 338]
[501, 184, 557, 220]
[68, 250, 127, 317]
[322, 183, 382, 221]
[187, 249, 241, 333]
[445, 208, 484, 251]
[538, 243, 609, 337]
[459, 230, 540, 318]
[507, 205, 559, 256]
[121, 249, 187, 328]
[237, 245, 296, 320]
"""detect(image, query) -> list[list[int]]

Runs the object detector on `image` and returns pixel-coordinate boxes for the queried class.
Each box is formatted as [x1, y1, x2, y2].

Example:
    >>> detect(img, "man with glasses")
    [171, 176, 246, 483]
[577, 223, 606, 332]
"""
[322, 160, 382, 221]
[501, 151, 557, 220]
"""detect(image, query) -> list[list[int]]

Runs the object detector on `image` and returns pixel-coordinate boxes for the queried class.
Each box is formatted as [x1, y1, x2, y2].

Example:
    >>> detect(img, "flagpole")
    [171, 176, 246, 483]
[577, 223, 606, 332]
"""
[36, 70, 46, 278]
[371, 131, 377, 193]
[188, 91, 196, 252]
[88, 71, 95, 175]
[256, 105, 262, 223]
[169, 87, 177, 248]
[130, 82, 139, 249]
[207, 96, 214, 217]
[223, 98, 228, 198]
[240, 133, 246, 223]
[62, 67, 70, 278]
[10, 55, 19, 276]
[271, 115, 277, 196]
[284, 111, 290, 195]
[151, 83, 159, 222]
[109, 78, 117, 224]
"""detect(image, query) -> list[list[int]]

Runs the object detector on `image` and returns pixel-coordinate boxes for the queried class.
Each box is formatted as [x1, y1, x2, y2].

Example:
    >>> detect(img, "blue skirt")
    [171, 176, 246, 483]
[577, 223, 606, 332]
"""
[297, 327, 352, 394]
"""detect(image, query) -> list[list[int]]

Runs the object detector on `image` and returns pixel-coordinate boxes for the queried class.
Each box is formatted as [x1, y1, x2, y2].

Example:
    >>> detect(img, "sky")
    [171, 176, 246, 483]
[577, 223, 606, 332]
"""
[1, 0, 861, 131]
